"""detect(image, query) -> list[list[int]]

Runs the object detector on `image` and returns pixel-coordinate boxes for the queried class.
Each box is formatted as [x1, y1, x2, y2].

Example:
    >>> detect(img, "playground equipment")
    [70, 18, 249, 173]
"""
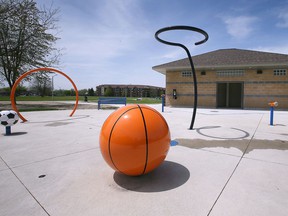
[0, 110, 19, 135]
[268, 101, 278, 126]
[99, 104, 171, 176]
[98, 97, 126, 110]
[161, 94, 165, 112]
[155, 26, 209, 130]
[10, 68, 79, 122]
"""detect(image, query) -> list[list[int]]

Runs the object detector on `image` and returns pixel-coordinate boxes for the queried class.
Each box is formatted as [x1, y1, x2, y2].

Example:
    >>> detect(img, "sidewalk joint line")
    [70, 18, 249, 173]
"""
[9, 147, 98, 169]
[207, 113, 264, 216]
[0, 155, 51, 216]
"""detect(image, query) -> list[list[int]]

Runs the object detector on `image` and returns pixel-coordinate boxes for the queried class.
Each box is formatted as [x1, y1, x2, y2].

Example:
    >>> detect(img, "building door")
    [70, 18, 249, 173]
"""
[217, 82, 243, 108]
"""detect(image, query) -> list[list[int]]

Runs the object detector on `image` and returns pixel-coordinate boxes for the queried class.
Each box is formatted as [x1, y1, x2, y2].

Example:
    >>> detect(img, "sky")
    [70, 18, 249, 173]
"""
[32, 0, 288, 90]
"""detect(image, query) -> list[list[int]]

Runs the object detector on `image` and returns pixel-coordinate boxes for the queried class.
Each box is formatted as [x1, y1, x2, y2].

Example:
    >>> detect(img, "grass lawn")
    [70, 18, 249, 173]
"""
[0, 96, 161, 104]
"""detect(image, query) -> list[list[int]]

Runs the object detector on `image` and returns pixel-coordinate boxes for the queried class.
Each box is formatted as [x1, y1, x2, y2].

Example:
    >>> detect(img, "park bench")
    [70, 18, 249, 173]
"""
[98, 97, 127, 110]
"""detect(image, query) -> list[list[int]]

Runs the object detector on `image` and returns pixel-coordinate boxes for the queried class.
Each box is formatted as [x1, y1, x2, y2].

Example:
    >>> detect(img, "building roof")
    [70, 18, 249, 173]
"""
[152, 48, 288, 74]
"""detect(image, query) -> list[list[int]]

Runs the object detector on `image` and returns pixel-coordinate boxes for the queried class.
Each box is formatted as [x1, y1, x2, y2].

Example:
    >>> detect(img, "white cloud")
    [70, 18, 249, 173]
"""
[30, 0, 288, 90]
[58, 0, 150, 63]
[252, 45, 288, 55]
[159, 49, 185, 60]
[41, 0, 158, 89]
[277, 10, 288, 28]
[222, 16, 258, 39]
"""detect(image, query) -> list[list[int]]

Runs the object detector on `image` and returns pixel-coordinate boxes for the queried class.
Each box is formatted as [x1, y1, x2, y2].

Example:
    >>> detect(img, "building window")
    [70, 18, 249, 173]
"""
[182, 71, 192, 77]
[257, 69, 263, 74]
[217, 70, 244, 77]
[274, 69, 286, 76]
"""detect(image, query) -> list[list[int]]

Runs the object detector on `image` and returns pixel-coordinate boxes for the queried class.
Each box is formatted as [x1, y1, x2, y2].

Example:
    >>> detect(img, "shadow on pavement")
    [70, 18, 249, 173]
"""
[24, 115, 90, 124]
[196, 126, 250, 140]
[3, 132, 27, 136]
[113, 161, 190, 192]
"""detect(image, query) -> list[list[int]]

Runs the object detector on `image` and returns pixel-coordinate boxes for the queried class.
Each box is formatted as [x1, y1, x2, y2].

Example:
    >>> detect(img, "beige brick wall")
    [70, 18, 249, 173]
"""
[165, 68, 288, 109]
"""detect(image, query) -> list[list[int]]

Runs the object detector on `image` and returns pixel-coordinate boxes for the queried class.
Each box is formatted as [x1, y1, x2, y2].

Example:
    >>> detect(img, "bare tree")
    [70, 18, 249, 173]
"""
[29, 76, 52, 97]
[0, 0, 61, 89]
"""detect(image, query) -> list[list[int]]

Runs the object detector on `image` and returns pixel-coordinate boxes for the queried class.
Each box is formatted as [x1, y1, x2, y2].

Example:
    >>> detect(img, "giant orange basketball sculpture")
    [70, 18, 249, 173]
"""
[99, 104, 170, 176]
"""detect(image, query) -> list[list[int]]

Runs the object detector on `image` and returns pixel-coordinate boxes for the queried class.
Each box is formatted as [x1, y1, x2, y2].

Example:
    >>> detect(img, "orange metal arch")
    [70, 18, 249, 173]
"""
[10, 67, 79, 122]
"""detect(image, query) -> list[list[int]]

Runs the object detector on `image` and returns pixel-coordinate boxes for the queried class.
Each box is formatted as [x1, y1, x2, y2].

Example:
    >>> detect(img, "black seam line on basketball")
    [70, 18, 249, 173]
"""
[137, 105, 149, 175]
[108, 106, 139, 174]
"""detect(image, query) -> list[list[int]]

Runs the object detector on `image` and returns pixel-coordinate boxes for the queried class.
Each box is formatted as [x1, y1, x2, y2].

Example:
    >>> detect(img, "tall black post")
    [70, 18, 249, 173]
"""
[155, 26, 208, 130]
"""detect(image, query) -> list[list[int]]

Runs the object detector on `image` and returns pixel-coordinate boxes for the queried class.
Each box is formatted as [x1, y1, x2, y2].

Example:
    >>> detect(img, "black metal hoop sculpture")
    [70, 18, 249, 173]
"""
[155, 26, 209, 130]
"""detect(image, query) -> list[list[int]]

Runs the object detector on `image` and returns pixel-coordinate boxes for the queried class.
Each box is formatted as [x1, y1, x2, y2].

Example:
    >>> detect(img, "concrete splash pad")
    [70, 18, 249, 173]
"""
[1, 106, 288, 215]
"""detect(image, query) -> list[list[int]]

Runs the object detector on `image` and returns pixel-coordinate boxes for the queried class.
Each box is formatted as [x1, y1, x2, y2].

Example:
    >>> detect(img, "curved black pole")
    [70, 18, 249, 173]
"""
[155, 26, 208, 130]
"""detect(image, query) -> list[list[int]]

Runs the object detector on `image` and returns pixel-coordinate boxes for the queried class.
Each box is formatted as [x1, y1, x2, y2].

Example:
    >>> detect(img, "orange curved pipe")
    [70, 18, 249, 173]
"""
[10, 67, 79, 122]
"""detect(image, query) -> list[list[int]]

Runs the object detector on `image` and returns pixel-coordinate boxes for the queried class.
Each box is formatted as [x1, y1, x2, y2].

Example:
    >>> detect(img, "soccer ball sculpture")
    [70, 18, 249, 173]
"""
[0, 110, 19, 127]
[99, 104, 170, 176]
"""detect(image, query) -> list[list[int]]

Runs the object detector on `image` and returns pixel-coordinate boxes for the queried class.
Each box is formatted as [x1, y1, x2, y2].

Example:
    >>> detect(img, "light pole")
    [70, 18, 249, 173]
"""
[51, 74, 57, 101]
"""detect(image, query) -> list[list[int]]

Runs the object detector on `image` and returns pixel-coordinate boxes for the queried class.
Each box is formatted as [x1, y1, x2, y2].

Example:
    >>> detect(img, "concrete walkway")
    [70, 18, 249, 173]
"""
[1, 105, 287, 216]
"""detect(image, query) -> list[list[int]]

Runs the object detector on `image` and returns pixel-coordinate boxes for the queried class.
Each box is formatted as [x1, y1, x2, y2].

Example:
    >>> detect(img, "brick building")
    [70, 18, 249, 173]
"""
[152, 48, 288, 109]
[96, 84, 165, 98]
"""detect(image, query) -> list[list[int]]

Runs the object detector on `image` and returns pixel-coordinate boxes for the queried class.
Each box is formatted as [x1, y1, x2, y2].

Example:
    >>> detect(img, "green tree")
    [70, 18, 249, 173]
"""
[62, 89, 75, 96]
[0, 0, 61, 89]
[53, 89, 65, 96]
[104, 87, 113, 97]
[29, 75, 51, 96]
[0, 86, 27, 96]
[88, 88, 95, 96]
[78, 89, 88, 96]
